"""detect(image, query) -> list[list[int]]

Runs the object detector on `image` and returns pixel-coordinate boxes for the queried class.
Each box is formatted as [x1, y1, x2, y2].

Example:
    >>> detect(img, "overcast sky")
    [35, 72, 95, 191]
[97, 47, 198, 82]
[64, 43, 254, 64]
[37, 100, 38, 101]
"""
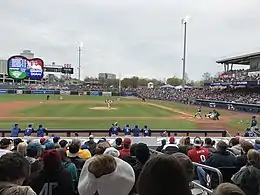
[1, 0, 260, 81]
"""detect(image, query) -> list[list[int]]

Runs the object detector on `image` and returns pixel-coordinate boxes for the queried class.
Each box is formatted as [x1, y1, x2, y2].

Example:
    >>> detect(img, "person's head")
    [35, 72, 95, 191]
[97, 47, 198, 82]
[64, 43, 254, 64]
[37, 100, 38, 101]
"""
[115, 138, 122, 146]
[144, 125, 148, 128]
[229, 137, 239, 147]
[0, 138, 12, 150]
[14, 124, 18, 128]
[17, 142, 27, 157]
[135, 125, 138, 128]
[59, 140, 68, 149]
[42, 149, 62, 171]
[53, 136, 60, 144]
[252, 116, 256, 119]
[179, 137, 186, 146]
[68, 143, 80, 157]
[172, 153, 194, 182]
[44, 141, 55, 150]
[95, 142, 110, 155]
[27, 142, 43, 158]
[213, 182, 246, 195]
[126, 124, 129, 127]
[241, 141, 254, 155]
[89, 135, 94, 140]
[135, 143, 150, 165]
[28, 124, 32, 128]
[40, 137, 46, 145]
[39, 124, 43, 128]
[123, 138, 131, 149]
[71, 138, 82, 148]
[103, 147, 120, 157]
[247, 149, 260, 168]
[137, 155, 191, 195]
[13, 138, 23, 147]
[193, 137, 202, 148]
[217, 141, 228, 153]
[0, 153, 30, 185]
[204, 138, 212, 146]
[57, 148, 70, 163]
[169, 136, 175, 144]
[130, 143, 137, 156]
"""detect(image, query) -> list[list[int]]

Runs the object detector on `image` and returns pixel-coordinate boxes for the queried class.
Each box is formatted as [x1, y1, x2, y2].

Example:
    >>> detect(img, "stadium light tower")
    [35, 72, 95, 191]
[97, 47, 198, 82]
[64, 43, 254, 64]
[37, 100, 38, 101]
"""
[181, 16, 190, 87]
[78, 42, 83, 82]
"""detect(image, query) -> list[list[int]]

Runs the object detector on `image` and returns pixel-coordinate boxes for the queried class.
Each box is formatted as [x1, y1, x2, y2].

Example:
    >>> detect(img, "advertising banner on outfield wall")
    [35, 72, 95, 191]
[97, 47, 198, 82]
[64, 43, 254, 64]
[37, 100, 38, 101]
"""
[60, 90, 71, 95]
[16, 90, 23, 94]
[0, 89, 7, 94]
[31, 90, 54, 94]
[90, 91, 100, 96]
[102, 91, 112, 96]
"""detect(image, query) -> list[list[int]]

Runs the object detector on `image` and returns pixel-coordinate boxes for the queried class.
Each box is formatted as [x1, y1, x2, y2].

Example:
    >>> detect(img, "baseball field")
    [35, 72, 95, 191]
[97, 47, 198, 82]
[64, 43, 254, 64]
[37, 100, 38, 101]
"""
[0, 94, 255, 135]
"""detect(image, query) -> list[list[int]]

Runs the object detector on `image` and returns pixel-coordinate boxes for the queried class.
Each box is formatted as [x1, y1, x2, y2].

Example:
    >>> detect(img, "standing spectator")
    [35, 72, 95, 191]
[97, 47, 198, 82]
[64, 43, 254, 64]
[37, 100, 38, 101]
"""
[235, 141, 254, 169]
[10, 124, 21, 137]
[119, 138, 131, 159]
[84, 135, 97, 156]
[0, 138, 12, 157]
[57, 149, 78, 187]
[141, 125, 151, 137]
[17, 142, 27, 157]
[29, 150, 76, 195]
[37, 125, 47, 137]
[132, 125, 140, 137]
[67, 143, 85, 171]
[232, 149, 260, 195]
[178, 137, 192, 155]
[24, 124, 34, 137]
[137, 155, 192, 195]
[254, 139, 260, 151]
[78, 155, 135, 195]
[162, 136, 179, 154]
[188, 137, 209, 163]
[156, 139, 166, 152]
[204, 137, 217, 153]
[59, 140, 68, 150]
[11, 138, 23, 152]
[0, 153, 36, 195]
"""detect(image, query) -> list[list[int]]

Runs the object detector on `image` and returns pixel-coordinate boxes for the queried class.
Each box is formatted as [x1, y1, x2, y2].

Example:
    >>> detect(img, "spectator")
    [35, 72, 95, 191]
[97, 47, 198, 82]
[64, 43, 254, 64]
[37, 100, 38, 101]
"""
[57, 148, 78, 187]
[53, 136, 60, 144]
[137, 155, 191, 195]
[29, 149, 76, 195]
[59, 139, 68, 150]
[162, 136, 179, 154]
[0, 138, 12, 157]
[213, 183, 246, 195]
[70, 138, 91, 160]
[203, 137, 217, 153]
[11, 138, 23, 152]
[95, 142, 110, 155]
[17, 142, 27, 157]
[114, 137, 123, 150]
[156, 139, 166, 152]
[178, 137, 192, 155]
[235, 141, 254, 169]
[229, 137, 242, 156]
[254, 139, 260, 151]
[232, 149, 260, 195]
[10, 124, 21, 137]
[103, 147, 120, 157]
[44, 141, 55, 150]
[0, 153, 36, 195]
[119, 138, 132, 158]
[40, 137, 47, 145]
[188, 137, 209, 163]
[67, 143, 85, 171]
[84, 135, 97, 156]
[25, 142, 44, 174]
[78, 155, 135, 195]
[122, 143, 138, 167]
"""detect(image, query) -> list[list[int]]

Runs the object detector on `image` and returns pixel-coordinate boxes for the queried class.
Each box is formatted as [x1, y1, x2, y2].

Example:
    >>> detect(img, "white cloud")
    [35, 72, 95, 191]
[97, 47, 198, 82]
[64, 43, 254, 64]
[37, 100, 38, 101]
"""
[0, 0, 260, 80]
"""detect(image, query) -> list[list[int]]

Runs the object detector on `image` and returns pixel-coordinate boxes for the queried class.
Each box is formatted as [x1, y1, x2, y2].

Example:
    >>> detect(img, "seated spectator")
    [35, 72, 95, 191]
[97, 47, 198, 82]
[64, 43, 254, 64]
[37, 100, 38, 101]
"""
[25, 142, 44, 174]
[17, 142, 27, 157]
[0, 153, 36, 195]
[114, 137, 123, 150]
[119, 138, 131, 158]
[203, 137, 217, 153]
[0, 138, 12, 157]
[162, 136, 179, 154]
[137, 155, 192, 195]
[95, 141, 110, 155]
[44, 141, 55, 150]
[254, 139, 260, 151]
[232, 149, 260, 195]
[84, 135, 97, 156]
[70, 138, 91, 160]
[53, 136, 60, 144]
[40, 137, 47, 145]
[78, 155, 135, 195]
[122, 143, 138, 167]
[11, 138, 23, 151]
[103, 147, 120, 157]
[235, 141, 254, 169]
[59, 139, 68, 150]
[67, 143, 85, 171]
[213, 182, 246, 195]
[188, 137, 209, 163]
[29, 149, 76, 195]
[178, 137, 192, 155]
[228, 137, 242, 156]
[57, 148, 78, 187]
[156, 139, 166, 152]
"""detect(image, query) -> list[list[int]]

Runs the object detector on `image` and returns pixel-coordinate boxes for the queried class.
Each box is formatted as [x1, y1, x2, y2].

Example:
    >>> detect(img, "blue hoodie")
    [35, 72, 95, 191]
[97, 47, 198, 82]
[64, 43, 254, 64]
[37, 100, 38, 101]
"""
[10, 125, 21, 137]
[24, 125, 34, 136]
[132, 126, 140, 137]
[123, 125, 131, 136]
[37, 125, 46, 137]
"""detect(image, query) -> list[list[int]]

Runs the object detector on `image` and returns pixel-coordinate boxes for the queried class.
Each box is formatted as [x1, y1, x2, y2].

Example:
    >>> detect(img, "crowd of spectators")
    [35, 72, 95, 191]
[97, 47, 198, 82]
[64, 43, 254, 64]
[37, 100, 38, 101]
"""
[136, 87, 260, 104]
[1, 135, 260, 195]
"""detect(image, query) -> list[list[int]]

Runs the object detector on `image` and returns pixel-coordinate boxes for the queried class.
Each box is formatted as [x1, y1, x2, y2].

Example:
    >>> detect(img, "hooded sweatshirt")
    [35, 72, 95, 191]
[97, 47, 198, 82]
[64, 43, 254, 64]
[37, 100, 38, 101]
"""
[229, 144, 242, 156]
[0, 182, 36, 195]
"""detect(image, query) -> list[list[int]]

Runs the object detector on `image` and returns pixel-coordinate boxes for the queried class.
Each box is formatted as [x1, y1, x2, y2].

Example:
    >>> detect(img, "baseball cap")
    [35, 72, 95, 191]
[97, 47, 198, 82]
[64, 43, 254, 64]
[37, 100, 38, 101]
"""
[123, 138, 131, 145]
[42, 149, 62, 170]
[44, 142, 55, 150]
[40, 138, 46, 145]
[27, 142, 44, 152]
[169, 136, 175, 143]
[89, 135, 94, 139]
[194, 137, 202, 147]
[53, 136, 60, 144]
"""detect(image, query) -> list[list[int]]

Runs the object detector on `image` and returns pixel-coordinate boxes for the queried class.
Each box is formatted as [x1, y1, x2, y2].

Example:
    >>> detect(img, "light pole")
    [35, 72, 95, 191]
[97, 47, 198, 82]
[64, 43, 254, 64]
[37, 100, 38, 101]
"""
[78, 42, 83, 83]
[181, 16, 189, 87]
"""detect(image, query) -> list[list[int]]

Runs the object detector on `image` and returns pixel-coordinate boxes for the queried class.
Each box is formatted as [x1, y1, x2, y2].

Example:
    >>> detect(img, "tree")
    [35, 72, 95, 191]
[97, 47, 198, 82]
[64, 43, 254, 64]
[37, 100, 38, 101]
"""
[201, 72, 213, 81]
[166, 76, 182, 86]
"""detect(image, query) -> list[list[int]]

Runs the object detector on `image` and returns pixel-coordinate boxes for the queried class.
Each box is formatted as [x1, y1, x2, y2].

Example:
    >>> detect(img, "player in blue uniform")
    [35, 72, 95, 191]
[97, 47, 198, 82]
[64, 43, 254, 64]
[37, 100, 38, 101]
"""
[24, 124, 34, 136]
[109, 123, 120, 136]
[141, 125, 151, 137]
[132, 125, 140, 137]
[194, 107, 203, 118]
[123, 125, 131, 136]
[251, 116, 258, 130]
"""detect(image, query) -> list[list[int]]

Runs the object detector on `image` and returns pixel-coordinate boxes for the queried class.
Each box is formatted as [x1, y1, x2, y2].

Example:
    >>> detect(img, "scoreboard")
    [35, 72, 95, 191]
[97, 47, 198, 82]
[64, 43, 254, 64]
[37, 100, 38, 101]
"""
[44, 67, 74, 74]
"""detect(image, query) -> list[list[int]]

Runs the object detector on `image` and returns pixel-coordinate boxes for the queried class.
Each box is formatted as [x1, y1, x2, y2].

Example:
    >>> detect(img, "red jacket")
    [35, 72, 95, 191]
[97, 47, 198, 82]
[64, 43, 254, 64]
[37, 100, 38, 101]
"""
[188, 147, 209, 163]
[119, 149, 130, 159]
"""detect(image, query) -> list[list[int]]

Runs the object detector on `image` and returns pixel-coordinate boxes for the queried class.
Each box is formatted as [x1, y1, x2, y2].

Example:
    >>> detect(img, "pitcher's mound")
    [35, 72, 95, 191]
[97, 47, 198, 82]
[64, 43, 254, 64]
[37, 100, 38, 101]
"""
[90, 107, 118, 111]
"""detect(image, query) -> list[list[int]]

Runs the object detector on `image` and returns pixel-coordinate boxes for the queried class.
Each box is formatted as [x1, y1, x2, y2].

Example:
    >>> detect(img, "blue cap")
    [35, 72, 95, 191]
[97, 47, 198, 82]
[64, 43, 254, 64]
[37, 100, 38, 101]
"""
[53, 136, 60, 144]
[44, 142, 55, 150]
[27, 142, 43, 151]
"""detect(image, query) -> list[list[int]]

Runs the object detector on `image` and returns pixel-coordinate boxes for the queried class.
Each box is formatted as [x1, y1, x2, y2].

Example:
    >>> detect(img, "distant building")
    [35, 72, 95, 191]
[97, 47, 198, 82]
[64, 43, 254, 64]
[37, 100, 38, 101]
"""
[98, 73, 116, 80]
[20, 50, 34, 59]
[0, 59, 7, 74]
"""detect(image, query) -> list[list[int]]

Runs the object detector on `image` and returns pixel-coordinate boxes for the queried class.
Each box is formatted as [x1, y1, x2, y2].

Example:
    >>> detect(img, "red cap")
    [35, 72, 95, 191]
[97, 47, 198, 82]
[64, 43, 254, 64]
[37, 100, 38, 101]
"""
[169, 136, 175, 143]
[40, 138, 46, 144]
[123, 138, 131, 145]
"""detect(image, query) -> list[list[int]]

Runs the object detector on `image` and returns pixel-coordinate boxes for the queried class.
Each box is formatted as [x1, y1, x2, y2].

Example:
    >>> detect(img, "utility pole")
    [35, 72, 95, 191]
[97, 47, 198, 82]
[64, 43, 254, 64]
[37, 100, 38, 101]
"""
[78, 42, 83, 84]
[181, 16, 189, 87]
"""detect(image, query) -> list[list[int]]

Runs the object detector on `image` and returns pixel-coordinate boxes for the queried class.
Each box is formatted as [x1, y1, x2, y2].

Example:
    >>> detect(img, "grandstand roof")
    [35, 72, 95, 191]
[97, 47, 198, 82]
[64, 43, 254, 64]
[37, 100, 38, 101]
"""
[216, 51, 260, 65]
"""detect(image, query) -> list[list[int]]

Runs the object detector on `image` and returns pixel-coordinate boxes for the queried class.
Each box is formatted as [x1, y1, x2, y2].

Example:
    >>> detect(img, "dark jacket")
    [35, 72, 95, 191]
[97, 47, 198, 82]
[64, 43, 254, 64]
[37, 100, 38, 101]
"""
[235, 155, 248, 169]
[203, 145, 217, 153]
[205, 151, 236, 168]
[29, 169, 76, 195]
[122, 156, 138, 167]
[85, 141, 97, 156]
[68, 156, 85, 171]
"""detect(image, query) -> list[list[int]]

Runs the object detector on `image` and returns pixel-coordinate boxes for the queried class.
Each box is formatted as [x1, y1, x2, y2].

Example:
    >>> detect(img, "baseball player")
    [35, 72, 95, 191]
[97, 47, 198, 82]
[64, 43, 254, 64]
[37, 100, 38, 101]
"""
[60, 95, 63, 100]
[194, 107, 203, 118]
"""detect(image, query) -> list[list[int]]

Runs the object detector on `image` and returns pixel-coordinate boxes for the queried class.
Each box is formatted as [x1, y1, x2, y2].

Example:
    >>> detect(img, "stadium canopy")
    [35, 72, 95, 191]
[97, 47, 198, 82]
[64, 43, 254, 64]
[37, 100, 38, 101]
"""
[175, 85, 192, 89]
[216, 51, 260, 65]
[160, 84, 174, 88]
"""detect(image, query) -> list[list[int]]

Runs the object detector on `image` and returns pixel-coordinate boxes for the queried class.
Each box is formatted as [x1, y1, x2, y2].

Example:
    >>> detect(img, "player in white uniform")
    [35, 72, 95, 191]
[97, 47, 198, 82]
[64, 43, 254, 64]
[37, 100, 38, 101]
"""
[194, 107, 203, 118]
[60, 96, 63, 100]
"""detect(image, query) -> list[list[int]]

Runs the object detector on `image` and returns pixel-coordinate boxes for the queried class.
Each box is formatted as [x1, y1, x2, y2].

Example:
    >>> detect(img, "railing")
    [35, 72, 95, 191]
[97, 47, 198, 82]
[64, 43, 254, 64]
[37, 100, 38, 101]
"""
[0, 129, 228, 137]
